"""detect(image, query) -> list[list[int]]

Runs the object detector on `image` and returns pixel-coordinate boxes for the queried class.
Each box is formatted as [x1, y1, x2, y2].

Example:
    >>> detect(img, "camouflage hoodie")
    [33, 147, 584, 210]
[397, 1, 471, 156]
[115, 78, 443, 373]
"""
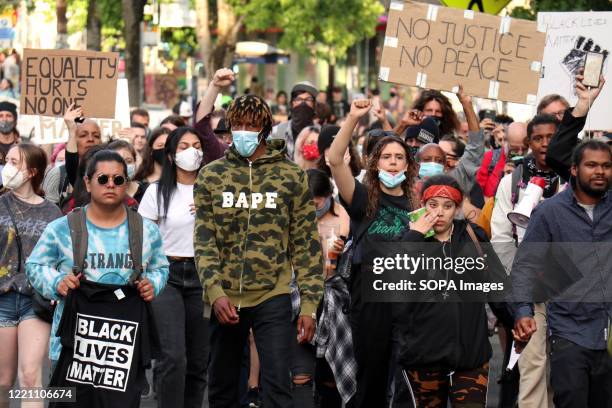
[194, 139, 323, 317]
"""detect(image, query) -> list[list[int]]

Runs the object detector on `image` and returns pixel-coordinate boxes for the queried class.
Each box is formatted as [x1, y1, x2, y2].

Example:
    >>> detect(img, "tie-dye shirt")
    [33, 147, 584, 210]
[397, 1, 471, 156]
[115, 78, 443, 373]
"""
[26, 208, 169, 360]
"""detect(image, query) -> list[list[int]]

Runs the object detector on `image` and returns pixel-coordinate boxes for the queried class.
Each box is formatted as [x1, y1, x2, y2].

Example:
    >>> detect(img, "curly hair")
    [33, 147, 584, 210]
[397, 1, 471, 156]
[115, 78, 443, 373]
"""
[226, 94, 273, 138]
[412, 90, 460, 137]
[363, 136, 417, 218]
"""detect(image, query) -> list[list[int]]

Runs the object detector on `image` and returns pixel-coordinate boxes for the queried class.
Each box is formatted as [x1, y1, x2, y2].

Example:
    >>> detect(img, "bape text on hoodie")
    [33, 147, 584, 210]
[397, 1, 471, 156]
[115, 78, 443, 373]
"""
[194, 139, 323, 317]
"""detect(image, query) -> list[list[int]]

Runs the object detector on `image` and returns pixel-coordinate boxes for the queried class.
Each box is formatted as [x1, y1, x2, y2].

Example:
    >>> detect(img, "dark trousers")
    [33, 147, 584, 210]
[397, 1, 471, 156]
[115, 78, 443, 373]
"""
[348, 265, 394, 408]
[152, 260, 209, 408]
[290, 319, 316, 408]
[208, 294, 294, 408]
[549, 336, 612, 408]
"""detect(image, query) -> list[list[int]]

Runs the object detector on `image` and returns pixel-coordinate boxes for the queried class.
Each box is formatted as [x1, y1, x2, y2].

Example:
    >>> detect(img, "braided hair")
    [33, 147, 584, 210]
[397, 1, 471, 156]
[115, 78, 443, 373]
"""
[226, 94, 273, 139]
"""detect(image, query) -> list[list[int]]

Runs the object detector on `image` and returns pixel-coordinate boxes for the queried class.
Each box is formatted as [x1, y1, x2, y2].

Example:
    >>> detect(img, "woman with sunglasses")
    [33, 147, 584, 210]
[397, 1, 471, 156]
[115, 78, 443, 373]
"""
[327, 99, 418, 407]
[394, 174, 511, 407]
[0, 144, 62, 407]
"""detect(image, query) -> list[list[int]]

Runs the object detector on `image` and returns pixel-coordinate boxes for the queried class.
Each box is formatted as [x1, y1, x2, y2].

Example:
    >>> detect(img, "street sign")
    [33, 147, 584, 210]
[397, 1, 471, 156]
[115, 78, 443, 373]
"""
[441, 0, 511, 15]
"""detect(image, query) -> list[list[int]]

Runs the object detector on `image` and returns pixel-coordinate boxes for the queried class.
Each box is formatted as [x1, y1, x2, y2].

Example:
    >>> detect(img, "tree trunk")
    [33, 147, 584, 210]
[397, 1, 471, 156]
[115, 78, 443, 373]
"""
[122, 0, 145, 107]
[86, 0, 102, 51]
[195, 0, 212, 78]
[56, 0, 68, 49]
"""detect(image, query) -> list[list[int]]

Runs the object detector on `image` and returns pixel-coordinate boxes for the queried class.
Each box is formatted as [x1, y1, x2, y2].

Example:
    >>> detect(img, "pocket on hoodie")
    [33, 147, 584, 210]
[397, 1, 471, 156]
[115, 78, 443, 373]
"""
[241, 241, 285, 291]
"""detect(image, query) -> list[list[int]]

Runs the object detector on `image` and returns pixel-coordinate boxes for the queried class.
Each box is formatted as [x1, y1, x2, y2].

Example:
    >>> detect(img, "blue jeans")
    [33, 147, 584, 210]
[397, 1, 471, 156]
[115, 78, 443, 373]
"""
[0, 291, 37, 327]
[152, 259, 209, 408]
[209, 294, 294, 408]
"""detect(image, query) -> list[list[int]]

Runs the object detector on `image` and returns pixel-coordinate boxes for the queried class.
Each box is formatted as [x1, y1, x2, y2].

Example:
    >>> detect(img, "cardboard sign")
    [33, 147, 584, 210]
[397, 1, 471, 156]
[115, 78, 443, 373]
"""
[20, 48, 119, 119]
[379, 1, 546, 105]
[18, 79, 130, 145]
[441, 0, 512, 16]
[537, 12, 612, 130]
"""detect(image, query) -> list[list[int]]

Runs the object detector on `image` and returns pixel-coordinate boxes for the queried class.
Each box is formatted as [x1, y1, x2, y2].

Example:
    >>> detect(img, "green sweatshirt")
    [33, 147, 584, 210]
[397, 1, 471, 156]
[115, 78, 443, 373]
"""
[194, 139, 323, 317]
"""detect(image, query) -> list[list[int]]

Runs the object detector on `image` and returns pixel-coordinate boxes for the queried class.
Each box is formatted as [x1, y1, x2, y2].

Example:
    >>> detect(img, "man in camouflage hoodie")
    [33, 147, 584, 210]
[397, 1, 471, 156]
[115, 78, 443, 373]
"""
[194, 93, 324, 408]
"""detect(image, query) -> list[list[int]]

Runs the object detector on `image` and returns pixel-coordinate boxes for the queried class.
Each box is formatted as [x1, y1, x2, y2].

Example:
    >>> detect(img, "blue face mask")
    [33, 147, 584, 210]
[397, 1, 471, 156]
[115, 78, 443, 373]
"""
[232, 130, 261, 157]
[419, 161, 444, 179]
[378, 169, 406, 188]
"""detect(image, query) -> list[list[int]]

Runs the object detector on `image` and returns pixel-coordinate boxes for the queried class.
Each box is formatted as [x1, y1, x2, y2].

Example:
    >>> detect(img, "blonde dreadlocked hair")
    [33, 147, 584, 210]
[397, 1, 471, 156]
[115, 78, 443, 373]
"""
[226, 94, 273, 139]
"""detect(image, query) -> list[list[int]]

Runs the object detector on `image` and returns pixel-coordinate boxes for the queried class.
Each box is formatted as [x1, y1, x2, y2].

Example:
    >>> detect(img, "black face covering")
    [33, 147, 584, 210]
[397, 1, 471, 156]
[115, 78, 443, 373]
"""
[290, 103, 315, 140]
[152, 148, 165, 165]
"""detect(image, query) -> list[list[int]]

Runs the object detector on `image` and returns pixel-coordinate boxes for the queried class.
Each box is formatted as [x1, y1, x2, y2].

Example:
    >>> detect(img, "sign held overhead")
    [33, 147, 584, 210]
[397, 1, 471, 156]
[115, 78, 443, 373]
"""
[380, 1, 546, 105]
[20, 48, 119, 119]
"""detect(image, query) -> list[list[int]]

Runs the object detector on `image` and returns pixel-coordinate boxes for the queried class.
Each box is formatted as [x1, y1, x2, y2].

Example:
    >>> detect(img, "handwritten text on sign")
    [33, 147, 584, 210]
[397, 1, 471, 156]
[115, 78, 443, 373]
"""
[20, 49, 119, 119]
[379, 1, 546, 105]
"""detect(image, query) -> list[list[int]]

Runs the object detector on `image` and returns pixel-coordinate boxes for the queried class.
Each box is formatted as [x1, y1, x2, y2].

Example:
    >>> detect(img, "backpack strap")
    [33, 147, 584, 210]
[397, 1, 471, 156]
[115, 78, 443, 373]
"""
[488, 148, 502, 175]
[126, 206, 144, 284]
[510, 164, 524, 246]
[67, 207, 88, 276]
[465, 222, 484, 259]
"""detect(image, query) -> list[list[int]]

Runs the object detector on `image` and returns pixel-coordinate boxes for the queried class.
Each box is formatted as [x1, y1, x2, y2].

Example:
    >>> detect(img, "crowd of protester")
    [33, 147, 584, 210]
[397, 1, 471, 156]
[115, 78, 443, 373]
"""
[0, 64, 610, 408]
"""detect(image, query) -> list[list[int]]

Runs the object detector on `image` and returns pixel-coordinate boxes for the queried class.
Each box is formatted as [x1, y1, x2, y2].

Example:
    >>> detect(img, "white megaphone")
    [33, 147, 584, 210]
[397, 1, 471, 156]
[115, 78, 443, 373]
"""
[508, 177, 546, 229]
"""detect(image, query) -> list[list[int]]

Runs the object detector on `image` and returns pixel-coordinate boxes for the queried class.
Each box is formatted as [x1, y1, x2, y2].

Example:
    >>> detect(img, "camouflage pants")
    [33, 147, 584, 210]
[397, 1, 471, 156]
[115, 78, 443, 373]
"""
[404, 362, 489, 407]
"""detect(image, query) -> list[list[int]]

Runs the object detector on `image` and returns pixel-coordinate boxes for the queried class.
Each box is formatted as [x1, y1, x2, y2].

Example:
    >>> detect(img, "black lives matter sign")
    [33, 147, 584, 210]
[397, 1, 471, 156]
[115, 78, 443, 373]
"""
[20, 49, 119, 119]
[379, 1, 546, 105]
[66, 313, 138, 392]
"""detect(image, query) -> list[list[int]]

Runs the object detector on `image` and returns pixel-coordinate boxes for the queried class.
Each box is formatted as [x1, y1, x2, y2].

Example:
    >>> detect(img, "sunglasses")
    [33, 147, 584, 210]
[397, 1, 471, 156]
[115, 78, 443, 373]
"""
[96, 174, 127, 186]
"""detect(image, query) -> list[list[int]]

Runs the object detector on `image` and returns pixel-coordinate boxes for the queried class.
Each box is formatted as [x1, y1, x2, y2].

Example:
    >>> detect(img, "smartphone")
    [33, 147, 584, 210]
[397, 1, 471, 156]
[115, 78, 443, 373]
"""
[583, 52, 605, 88]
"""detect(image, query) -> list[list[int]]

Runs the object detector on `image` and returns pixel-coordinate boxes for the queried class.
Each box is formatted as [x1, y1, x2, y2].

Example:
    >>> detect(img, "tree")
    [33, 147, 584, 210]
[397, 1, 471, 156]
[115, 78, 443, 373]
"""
[56, 0, 69, 48]
[86, 0, 102, 50]
[122, 0, 146, 106]
[196, 0, 244, 79]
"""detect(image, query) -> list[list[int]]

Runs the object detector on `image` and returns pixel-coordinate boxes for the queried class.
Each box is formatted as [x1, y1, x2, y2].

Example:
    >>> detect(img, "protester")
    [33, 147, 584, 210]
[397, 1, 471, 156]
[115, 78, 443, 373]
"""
[26, 149, 169, 383]
[0, 144, 62, 406]
[160, 115, 187, 131]
[294, 126, 321, 171]
[491, 113, 562, 408]
[107, 140, 147, 203]
[316, 124, 362, 181]
[476, 122, 528, 198]
[411, 89, 461, 137]
[0, 79, 16, 99]
[395, 174, 511, 407]
[438, 134, 465, 170]
[272, 81, 318, 160]
[512, 139, 612, 408]
[327, 98, 417, 406]
[134, 127, 170, 186]
[547, 74, 607, 182]
[130, 122, 148, 157]
[0, 101, 18, 159]
[271, 90, 289, 116]
[331, 86, 349, 120]
[50, 143, 66, 169]
[536, 94, 570, 122]
[131, 108, 150, 130]
[138, 127, 209, 408]
[383, 86, 405, 121]
[194, 92, 323, 407]
[213, 118, 232, 145]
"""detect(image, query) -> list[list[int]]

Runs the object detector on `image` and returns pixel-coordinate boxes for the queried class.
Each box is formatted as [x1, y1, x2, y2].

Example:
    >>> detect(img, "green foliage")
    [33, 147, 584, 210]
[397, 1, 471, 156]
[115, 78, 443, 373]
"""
[511, 0, 612, 19]
[229, 0, 384, 63]
[161, 27, 198, 60]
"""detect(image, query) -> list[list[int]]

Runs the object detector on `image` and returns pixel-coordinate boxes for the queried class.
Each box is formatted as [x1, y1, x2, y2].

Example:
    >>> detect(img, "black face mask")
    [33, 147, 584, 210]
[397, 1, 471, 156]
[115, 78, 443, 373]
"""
[390, 92, 397, 98]
[152, 148, 165, 165]
[290, 103, 315, 138]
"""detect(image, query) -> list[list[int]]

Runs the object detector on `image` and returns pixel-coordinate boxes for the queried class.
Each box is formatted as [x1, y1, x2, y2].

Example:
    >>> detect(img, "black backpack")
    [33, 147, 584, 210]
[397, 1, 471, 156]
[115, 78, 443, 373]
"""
[68, 206, 144, 282]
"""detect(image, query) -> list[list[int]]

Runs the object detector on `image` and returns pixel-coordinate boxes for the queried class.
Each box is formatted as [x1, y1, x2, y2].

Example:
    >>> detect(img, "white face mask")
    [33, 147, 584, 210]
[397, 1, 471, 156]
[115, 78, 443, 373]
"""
[127, 164, 136, 179]
[1, 163, 28, 190]
[174, 147, 203, 172]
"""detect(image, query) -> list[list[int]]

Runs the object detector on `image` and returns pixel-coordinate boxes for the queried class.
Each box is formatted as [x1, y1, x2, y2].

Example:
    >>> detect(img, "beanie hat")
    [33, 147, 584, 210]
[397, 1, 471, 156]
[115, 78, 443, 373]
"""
[317, 124, 341, 153]
[291, 81, 318, 100]
[0, 101, 17, 121]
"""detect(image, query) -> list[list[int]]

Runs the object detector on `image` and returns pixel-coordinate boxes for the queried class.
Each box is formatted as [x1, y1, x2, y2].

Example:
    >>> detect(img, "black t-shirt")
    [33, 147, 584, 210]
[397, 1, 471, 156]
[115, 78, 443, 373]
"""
[50, 280, 158, 408]
[343, 180, 412, 265]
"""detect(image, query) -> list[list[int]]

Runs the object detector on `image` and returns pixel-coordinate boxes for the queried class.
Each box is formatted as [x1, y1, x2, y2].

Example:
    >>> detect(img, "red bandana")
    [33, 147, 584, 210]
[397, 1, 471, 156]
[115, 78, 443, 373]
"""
[422, 185, 463, 205]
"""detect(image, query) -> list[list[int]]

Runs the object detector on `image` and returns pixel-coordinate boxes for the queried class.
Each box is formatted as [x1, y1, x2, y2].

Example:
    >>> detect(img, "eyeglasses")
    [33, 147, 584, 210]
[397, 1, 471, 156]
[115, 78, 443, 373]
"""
[293, 96, 315, 105]
[96, 174, 127, 186]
